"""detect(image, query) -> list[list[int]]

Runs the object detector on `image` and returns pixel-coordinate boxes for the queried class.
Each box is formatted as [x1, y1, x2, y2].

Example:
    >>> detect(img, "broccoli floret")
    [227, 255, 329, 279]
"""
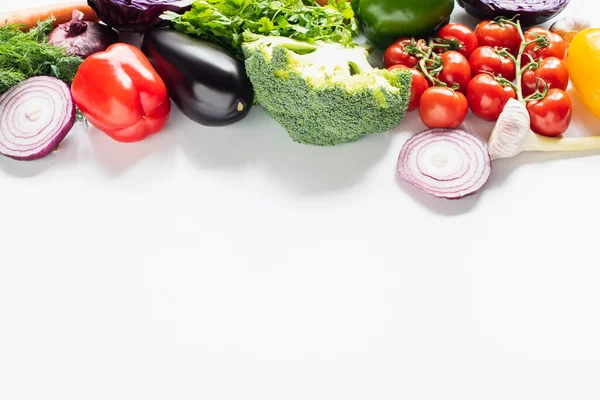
[242, 34, 412, 146]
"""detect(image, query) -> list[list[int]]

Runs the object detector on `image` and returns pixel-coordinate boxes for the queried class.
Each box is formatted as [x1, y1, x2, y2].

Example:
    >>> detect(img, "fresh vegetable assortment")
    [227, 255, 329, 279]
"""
[392, 13, 596, 199]
[163, 0, 411, 145]
[1, 0, 600, 204]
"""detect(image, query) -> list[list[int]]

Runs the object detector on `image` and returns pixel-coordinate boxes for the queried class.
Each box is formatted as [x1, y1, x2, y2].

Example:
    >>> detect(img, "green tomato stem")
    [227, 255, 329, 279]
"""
[496, 18, 551, 103]
[511, 20, 527, 102]
[495, 75, 518, 91]
[415, 39, 447, 87]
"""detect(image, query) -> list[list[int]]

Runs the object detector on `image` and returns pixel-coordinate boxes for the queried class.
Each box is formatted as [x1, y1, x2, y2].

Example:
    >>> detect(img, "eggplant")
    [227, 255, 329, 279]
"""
[141, 29, 254, 126]
[456, 0, 571, 26]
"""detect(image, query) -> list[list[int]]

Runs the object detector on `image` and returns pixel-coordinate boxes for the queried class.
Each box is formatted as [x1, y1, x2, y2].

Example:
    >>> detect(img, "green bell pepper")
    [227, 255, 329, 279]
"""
[356, 0, 455, 50]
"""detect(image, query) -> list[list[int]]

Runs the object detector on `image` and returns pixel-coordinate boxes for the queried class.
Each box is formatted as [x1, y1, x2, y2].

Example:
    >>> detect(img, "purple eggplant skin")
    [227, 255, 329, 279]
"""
[456, 0, 571, 26]
[141, 28, 254, 127]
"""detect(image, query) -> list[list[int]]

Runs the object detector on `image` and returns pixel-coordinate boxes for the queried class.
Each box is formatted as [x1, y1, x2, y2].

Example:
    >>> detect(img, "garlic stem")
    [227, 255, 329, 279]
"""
[523, 133, 600, 152]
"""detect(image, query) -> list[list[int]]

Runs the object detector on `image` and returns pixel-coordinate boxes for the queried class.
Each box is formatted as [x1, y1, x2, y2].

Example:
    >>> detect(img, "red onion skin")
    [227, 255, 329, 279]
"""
[48, 11, 119, 59]
[0, 77, 76, 161]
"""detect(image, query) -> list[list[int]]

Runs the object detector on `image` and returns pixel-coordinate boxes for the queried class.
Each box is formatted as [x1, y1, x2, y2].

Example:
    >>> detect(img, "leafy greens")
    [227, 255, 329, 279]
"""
[0, 19, 82, 95]
[162, 0, 358, 58]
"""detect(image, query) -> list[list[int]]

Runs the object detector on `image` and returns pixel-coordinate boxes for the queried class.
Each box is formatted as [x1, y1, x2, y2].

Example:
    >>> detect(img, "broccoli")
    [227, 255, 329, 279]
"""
[241, 34, 412, 146]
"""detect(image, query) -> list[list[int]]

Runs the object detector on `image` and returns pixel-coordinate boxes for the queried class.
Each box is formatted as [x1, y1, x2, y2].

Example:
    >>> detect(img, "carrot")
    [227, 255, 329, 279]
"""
[0, 2, 99, 30]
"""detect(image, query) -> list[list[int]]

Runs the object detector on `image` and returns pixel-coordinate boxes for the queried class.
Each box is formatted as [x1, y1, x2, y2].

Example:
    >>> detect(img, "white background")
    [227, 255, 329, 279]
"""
[1, 1, 600, 399]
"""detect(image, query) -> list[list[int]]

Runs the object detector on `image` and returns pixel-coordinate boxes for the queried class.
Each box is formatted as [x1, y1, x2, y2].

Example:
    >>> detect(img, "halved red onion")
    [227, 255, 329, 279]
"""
[0, 76, 76, 161]
[398, 128, 492, 199]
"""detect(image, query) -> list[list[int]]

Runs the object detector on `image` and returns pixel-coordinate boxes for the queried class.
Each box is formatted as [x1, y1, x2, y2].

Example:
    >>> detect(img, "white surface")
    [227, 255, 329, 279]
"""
[1, 1, 600, 399]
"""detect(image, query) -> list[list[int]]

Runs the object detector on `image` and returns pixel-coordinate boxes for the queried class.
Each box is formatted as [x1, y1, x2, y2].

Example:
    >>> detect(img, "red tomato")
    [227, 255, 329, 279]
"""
[475, 20, 522, 55]
[419, 87, 469, 129]
[436, 23, 479, 58]
[388, 65, 429, 112]
[522, 27, 567, 64]
[469, 46, 516, 81]
[466, 73, 516, 121]
[437, 50, 472, 93]
[526, 88, 572, 137]
[521, 57, 570, 97]
[383, 38, 418, 69]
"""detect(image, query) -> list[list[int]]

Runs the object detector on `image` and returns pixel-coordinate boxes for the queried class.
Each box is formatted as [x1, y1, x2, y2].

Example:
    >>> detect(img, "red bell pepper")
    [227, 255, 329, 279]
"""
[71, 43, 171, 143]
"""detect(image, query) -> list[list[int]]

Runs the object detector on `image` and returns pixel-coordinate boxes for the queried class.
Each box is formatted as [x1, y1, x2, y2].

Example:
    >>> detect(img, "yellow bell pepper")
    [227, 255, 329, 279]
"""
[567, 28, 600, 118]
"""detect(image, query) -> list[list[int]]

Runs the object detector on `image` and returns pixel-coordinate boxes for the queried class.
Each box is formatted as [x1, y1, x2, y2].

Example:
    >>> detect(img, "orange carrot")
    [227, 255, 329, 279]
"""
[0, 2, 99, 30]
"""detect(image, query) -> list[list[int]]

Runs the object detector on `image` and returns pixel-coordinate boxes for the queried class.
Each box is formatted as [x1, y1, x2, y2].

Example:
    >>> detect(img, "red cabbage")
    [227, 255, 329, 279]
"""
[456, 0, 571, 25]
[87, 0, 193, 33]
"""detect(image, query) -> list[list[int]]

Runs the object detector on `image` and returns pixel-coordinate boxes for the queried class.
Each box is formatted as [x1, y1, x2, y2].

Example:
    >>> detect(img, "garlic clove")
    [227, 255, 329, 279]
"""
[488, 98, 532, 160]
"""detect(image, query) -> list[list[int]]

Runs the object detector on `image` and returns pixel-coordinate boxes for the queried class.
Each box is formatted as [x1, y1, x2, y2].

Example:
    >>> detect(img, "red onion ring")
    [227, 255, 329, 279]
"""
[0, 76, 75, 161]
[398, 128, 492, 199]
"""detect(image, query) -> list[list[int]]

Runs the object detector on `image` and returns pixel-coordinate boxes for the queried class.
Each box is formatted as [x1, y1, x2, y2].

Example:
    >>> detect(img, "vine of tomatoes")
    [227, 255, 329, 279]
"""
[384, 18, 572, 137]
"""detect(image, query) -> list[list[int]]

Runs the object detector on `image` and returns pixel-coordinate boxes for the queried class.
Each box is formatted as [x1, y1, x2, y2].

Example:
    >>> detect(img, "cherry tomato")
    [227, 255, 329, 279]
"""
[522, 27, 567, 64]
[521, 57, 570, 97]
[383, 38, 418, 69]
[436, 23, 479, 59]
[437, 50, 472, 93]
[475, 20, 522, 55]
[466, 73, 516, 121]
[419, 87, 469, 129]
[526, 88, 572, 137]
[469, 46, 516, 81]
[388, 65, 429, 112]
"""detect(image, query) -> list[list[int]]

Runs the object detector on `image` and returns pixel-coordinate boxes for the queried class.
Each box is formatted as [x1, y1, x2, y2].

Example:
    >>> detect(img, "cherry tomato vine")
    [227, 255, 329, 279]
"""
[384, 17, 572, 135]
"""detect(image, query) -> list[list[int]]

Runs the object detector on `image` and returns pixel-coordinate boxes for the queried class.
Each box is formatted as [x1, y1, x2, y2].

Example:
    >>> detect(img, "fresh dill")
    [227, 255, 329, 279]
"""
[0, 18, 82, 95]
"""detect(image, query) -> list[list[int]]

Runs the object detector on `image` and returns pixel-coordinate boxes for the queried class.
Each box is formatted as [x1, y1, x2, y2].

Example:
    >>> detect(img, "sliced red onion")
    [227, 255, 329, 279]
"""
[398, 128, 492, 199]
[0, 76, 75, 161]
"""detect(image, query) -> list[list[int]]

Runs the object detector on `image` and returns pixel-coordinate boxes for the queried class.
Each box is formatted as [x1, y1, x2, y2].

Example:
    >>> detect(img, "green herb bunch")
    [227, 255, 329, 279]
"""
[0, 19, 82, 95]
[163, 0, 358, 59]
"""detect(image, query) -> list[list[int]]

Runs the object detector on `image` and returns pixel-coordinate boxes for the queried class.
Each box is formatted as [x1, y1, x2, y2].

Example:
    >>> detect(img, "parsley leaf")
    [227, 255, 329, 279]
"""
[163, 0, 358, 59]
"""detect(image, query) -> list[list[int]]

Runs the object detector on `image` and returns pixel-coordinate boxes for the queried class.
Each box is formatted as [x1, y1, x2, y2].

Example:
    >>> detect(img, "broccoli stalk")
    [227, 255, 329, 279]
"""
[242, 33, 412, 146]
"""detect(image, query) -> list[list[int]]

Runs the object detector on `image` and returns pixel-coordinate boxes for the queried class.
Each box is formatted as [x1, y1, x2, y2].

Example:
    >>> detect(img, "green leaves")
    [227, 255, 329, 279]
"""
[258, 17, 275, 34]
[0, 19, 82, 95]
[341, 5, 354, 20]
[167, 0, 358, 58]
